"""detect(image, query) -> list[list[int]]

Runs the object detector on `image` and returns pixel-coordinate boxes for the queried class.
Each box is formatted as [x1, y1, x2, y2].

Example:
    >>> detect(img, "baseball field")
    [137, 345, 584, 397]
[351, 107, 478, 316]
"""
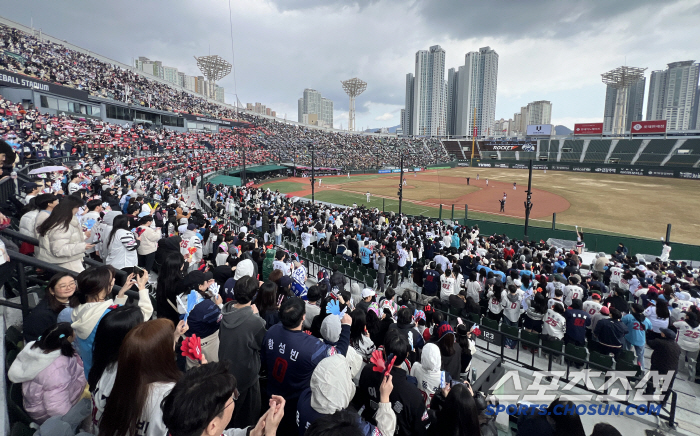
[256, 167, 700, 244]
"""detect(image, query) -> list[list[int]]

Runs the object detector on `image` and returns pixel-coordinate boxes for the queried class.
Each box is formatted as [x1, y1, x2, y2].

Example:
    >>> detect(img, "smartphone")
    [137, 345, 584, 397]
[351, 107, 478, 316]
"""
[134, 266, 145, 278]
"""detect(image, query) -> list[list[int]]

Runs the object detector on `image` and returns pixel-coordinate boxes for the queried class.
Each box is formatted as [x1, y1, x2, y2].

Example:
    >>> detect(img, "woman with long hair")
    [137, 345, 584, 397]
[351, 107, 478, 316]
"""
[70, 265, 152, 377]
[98, 318, 187, 436]
[349, 308, 376, 364]
[429, 382, 481, 436]
[486, 282, 505, 322]
[644, 299, 670, 341]
[8, 323, 86, 423]
[23, 272, 76, 342]
[104, 214, 140, 274]
[89, 306, 145, 427]
[254, 280, 280, 329]
[523, 292, 548, 334]
[436, 325, 462, 380]
[36, 195, 93, 272]
[155, 252, 187, 325]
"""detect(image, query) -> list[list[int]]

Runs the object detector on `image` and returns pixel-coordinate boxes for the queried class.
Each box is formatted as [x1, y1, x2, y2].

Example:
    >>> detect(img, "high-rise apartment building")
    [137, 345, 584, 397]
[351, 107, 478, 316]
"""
[646, 61, 700, 130]
[493, 118, 512, 136]
[407, 45, 447, 137]
[400, 73, 414, 135]
[162, 66, 179, 85]
[602, 77, 645, 133]
[525, 100, 553, 126]
[298, 89, 333, 127]
[214, 86, 225, 103]
[445, 46, 499, 137]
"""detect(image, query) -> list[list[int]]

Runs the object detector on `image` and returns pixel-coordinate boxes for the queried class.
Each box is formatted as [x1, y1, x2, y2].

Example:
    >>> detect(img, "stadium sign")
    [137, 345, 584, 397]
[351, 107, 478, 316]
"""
[631, 120, 667, 134]
[574, 123, 603, 135]
[619, 168, 644, 176]
[478, 163, 492, 167]
[646, 169, 674, 177]
[511, 164, 528, 169]
[532, 165, 548, 170]
[0, 69, 89, 100]
[377, 169, 391, 174]
[551, 165, 570, 170]
[679, 172, 700, 179]
[594, 167, 616, 174]
[572, 167, 592, 172]
[526, 124, 553, 136]
[479, 140, 535, 151]
[457, 163, 470, 167]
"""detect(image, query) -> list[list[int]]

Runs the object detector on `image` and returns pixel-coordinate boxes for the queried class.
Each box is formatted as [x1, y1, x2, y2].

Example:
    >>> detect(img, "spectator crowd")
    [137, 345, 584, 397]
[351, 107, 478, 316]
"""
[0, 20, 698, 436]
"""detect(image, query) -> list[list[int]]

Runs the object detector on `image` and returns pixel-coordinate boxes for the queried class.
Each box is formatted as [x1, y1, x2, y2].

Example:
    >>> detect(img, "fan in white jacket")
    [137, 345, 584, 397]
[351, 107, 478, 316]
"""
[94, 211, 121, 259]
[180, 227, 203, 272]
[104, 228, 139, 270]
[410, 343, 447, 408]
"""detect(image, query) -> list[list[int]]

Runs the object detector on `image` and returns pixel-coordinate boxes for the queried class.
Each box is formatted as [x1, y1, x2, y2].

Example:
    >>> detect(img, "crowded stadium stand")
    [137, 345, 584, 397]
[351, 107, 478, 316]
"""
[2, 13, 700, 436]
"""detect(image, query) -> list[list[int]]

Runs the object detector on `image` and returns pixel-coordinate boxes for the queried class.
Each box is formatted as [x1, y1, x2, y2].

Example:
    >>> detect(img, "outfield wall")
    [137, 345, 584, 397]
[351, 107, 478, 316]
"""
[465, 160, 700, 180]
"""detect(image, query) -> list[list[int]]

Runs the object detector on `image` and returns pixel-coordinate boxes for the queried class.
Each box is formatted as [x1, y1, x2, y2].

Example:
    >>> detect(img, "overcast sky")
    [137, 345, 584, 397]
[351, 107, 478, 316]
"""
[3, 0, 700, 130]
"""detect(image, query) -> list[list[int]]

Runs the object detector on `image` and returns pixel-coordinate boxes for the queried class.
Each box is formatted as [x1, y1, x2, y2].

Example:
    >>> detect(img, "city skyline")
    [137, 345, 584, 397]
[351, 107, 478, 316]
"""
[1, 1, 699, 130]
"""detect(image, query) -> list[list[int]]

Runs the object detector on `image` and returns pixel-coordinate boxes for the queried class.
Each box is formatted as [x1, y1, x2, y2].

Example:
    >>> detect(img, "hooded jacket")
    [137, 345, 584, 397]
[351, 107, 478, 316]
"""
[410, 343, 446, 408]
[219, 303, 267, 391]
[71, 286, 152, 377]
[297, 354, 395, 436]
[8, 343, 86, 423]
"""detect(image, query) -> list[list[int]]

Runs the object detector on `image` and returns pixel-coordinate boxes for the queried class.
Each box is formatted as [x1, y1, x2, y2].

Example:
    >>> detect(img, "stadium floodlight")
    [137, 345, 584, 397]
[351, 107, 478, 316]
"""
[601, 66, 646, 136]
[341, 78, 367, 132]
[194, 55, 232, 99]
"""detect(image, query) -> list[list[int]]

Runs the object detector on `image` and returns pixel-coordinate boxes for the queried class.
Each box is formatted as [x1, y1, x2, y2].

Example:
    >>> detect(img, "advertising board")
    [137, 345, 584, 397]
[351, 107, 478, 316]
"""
[574, 123, 603, 135]
[631, 120, 667, 134]
[526, 124, 553, 136]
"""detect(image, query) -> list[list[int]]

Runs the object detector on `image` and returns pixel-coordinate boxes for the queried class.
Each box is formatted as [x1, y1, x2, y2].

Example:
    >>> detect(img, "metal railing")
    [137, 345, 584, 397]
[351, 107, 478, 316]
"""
[406, 299, 678, 428]
[0, 229, 136, 318]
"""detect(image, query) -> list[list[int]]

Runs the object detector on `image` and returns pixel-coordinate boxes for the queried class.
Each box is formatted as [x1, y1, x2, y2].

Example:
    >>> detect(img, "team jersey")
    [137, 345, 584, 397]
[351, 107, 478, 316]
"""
[547, 298, 565, 311]
[674, 321, 700, 352]
[487, 290, 506, 314]
[563, 285, 583, 306]
[440, 276, 456, 300]
[502, 291, 525, 323]
[261, 323, 349, 401]
[609, 267, 624, 285]
[547, 281, 564, 299]
[542, 309, 566, 339]
[582, 300, 603, 322]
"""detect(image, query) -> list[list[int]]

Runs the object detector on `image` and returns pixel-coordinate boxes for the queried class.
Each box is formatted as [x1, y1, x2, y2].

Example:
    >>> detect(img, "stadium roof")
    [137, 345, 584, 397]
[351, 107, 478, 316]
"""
[208, 175, 242, 186]
[229, 164, 287, 175]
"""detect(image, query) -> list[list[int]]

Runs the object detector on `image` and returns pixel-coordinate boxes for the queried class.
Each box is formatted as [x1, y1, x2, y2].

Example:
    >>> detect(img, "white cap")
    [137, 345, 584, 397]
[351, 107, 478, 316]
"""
[361, 288, 376, 299]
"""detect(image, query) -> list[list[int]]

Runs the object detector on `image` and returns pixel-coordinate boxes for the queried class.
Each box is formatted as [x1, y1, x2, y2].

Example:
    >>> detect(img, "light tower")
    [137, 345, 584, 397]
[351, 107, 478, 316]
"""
[341, 78, 367, 131]
[601, 66, 646, 135]
[194, 55, 232, 99]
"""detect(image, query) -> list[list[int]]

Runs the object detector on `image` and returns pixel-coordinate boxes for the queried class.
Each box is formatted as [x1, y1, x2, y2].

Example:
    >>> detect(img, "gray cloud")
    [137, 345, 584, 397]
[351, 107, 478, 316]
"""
[1, 0, 698, 129]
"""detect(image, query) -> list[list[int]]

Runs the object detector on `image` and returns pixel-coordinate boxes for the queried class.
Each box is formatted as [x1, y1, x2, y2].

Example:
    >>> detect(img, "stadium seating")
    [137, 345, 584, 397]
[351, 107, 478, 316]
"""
[635, 139, 676, 166]
[559, 140, 585, 163]
[582, 139, 611, 163]
[664, 138, 700, 167]
[606, 139, 643, 164]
